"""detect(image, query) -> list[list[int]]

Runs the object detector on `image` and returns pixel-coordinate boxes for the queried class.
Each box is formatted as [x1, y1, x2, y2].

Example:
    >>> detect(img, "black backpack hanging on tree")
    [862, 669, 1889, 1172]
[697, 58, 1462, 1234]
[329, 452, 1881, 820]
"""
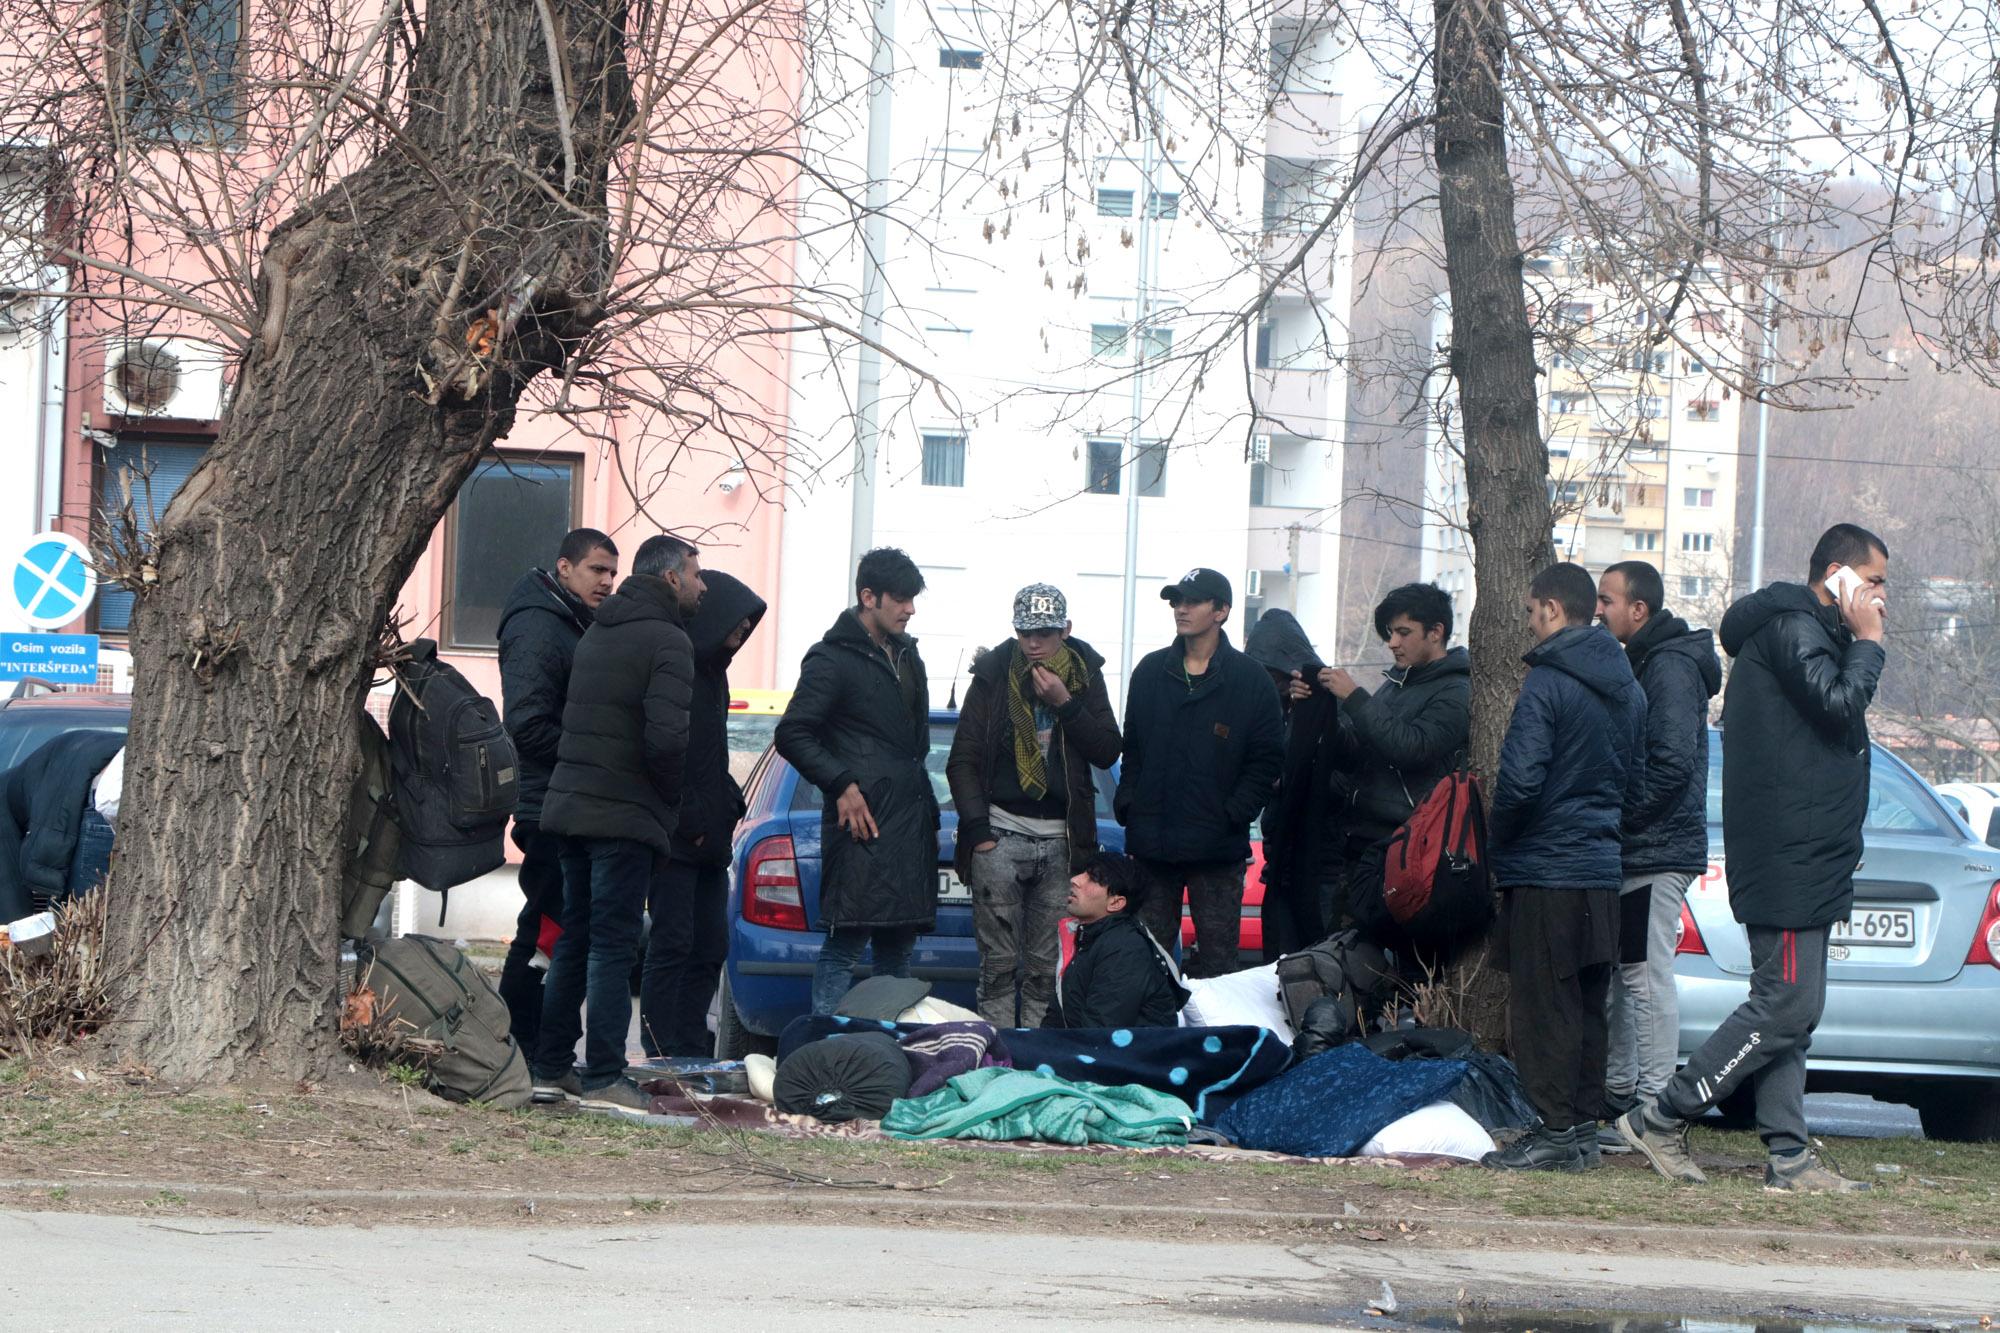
[387, 639, 519, 920]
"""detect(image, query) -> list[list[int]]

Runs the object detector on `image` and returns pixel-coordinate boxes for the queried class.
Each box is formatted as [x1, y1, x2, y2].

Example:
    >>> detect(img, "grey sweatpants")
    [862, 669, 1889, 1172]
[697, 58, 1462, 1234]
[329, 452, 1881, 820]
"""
[1607, 871, 1695, 1101]
[1659, 923, 1829, 1157]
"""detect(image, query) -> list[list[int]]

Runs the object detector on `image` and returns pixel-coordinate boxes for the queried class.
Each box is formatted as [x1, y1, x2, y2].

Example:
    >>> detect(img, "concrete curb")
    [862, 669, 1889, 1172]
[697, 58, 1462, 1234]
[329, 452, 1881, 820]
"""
[1, 1175, 1987, 1257]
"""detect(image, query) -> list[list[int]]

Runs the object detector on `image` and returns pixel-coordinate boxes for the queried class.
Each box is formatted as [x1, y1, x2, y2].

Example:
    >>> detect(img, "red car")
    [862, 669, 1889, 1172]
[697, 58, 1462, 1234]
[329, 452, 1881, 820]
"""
[1175, 830, 1267, 962]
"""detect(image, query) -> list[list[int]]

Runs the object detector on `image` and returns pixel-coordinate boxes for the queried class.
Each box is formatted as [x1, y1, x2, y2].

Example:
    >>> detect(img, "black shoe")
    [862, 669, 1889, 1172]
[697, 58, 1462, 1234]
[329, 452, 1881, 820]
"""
[578, 1076, 654, 1121]
[1572, 1123, 1601, 1170]
[1481, 1125, 1588, 1172]
[531, 1070, 583, 1106]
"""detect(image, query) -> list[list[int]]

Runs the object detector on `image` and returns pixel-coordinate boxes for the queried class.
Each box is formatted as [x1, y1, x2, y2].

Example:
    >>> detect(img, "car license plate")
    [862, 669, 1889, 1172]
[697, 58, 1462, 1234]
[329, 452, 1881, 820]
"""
[938, 868, 970, 904]
[1831, 908, 1915, 947]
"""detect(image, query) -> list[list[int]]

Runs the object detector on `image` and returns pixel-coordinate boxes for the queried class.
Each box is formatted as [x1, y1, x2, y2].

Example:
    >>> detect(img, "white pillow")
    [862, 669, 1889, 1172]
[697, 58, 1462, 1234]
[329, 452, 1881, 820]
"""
[1179, 961, 1293, 1041]
[898, 996, 984, 1026]
[1360, 1100, 1495, 1161]
[745, 1053, 778, 1104]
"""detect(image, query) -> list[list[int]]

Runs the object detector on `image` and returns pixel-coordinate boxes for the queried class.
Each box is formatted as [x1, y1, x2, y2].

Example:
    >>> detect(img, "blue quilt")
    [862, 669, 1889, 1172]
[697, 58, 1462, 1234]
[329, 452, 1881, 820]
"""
[777, 1016, 1290, 1125]
[1213, 1041, 1469, 1157]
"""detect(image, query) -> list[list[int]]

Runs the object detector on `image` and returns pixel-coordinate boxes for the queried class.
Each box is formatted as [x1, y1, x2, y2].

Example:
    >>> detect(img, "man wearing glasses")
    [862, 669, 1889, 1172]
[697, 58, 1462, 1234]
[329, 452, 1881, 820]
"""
[1114, 568, 1284, 977]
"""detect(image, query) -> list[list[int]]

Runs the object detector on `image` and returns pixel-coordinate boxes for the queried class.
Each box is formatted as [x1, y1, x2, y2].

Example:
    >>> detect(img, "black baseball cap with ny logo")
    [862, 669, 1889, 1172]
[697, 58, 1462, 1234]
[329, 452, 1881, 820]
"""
[1160, 568, 1233, 607]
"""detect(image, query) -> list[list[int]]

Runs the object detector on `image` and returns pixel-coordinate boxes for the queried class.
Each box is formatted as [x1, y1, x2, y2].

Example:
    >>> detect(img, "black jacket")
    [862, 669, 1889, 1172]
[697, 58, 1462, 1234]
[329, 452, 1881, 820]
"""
[1717, 582, 1886, 929]
[0, 731, 125, 919]
[945, 635, 1122, 878]
[1620, 612, 1723, 876]
[673, 571, 768, 867]
[540, 575, 695, 857]
[1490, 625, 1648, 891]
[1335, 647, 1472, 843]
[776, 610, 941, 931]
[1115, 630, 1285, 865]
[1242, 612, 1345, 901]
[496, 569, 593, 825]
[1043, 913, 1190, 1029]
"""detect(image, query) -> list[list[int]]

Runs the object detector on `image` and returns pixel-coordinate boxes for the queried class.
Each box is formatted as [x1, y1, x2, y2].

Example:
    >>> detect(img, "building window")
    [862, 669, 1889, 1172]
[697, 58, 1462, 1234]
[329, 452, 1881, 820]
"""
[1559, 302, 1595, 324]
[1254, 319, 1274, 369]
[1095, 188, 1134, 218]
[1683, 355, 1706, 374]
[1141, 327, 1172, 360]
[1550, 480, 1582, 505]
[1625, 530, 1660, 552]
[1550, 392, 1586, 415]
[445, 455, 581, 650]
[1627, 348, 1668, 374]
[1686, 399, 1722, 422]
[1681, 531, 1715, 552]
[93, 437, 209, 634]
[1085, 439, 1123, 495]
[1683, 487, 1715, 508]
[1090, 323, 1127, 359]
[1249, 461, 1268, 506]
[938, 47, 984, 69]
[1680, 575, 1714, 597]
[125, 0, 242, 136]
[920, 432, 967, 487]
[1137, 441, 1167, 497]
[1638, 395, 1666, 418]
[1145, 190, 1181, 219]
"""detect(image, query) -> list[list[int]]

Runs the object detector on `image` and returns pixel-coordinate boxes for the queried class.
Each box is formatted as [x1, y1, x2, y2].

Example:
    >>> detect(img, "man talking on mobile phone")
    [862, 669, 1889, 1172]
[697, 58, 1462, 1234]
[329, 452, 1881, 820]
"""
[1619, 523, 1888, 1194]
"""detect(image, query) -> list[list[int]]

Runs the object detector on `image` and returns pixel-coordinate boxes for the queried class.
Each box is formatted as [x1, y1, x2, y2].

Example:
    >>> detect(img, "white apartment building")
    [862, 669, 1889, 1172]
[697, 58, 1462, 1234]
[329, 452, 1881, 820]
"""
[775, 2, 1356, 708]
[1419, 250, 1746, 627]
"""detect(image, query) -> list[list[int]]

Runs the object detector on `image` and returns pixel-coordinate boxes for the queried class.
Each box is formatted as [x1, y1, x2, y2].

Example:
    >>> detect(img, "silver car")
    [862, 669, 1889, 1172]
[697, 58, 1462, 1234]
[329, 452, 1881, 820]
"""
[1676, 729, 2000, 1141]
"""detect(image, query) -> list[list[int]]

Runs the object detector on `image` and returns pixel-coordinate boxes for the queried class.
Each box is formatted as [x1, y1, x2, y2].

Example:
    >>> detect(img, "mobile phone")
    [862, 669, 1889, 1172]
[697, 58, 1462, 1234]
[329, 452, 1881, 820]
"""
[1827, 565, 1883, 608]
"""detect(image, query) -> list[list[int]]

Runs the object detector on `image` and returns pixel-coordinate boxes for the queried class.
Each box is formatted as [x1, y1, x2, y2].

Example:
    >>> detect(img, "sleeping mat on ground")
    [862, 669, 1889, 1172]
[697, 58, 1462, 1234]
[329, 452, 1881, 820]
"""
[1213, 1041, 1469, 1157]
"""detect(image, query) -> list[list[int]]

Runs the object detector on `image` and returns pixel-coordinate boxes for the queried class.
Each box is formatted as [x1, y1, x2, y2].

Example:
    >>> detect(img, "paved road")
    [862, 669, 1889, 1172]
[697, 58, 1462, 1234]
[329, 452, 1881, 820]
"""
[2, 1212, 1990, 1331]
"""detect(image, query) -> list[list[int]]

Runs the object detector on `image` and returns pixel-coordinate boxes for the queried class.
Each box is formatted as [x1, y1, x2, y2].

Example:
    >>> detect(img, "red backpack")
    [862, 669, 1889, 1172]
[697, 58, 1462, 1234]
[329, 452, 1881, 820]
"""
[1380, 767, 1493, 945]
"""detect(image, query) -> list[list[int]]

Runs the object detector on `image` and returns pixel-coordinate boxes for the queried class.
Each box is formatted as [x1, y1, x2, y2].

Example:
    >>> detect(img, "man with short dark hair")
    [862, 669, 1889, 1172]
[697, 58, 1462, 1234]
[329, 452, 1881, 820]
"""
[1482, 562, 1646, 1171]
[1115, 568, 1284, 977]
[533, 534, 704, 1117]
[496, 528, 617, 1049]
[1620, 524, 1887, 1194]
[1321, 582, 1470, 951]
[1595, 560, 1720, 1143]
[947, 583, 1123, 1027]
[777, 547, 942, 1015]
[1042, 853, 1189, 1029]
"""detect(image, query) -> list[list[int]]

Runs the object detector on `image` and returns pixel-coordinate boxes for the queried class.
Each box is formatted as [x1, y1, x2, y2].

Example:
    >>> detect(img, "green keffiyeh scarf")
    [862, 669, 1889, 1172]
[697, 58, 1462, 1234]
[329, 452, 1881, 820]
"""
[1008, 643, 1090, 799]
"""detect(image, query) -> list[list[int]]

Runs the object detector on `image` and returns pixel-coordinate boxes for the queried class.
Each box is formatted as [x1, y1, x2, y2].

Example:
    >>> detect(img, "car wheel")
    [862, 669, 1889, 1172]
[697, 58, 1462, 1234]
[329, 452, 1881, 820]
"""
[1916, 1086, 2000, 1143]
[712, 972, 776, 1061]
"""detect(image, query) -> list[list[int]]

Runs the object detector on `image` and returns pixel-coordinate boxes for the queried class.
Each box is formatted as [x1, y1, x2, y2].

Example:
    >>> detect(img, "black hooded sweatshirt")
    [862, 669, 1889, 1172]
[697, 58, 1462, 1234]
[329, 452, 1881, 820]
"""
[1619, 610, 1723, 876]
[673, 571, 768, 866]
[1242, 611, 1345, 907]
[496, 569, 593, 824]
[1716, 582, 1885, 929]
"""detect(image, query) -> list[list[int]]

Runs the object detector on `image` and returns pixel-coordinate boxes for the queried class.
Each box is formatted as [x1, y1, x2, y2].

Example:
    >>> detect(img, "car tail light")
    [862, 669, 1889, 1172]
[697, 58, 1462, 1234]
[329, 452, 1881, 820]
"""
[1965, 881, 2000, 967]
[1675, 901, 1708, 956]
[743, 835, 807, 931]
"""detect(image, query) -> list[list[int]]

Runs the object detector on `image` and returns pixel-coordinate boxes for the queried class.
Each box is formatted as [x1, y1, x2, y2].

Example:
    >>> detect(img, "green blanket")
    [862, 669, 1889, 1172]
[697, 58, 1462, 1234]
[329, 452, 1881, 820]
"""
[883, 1067, 1194, 1147]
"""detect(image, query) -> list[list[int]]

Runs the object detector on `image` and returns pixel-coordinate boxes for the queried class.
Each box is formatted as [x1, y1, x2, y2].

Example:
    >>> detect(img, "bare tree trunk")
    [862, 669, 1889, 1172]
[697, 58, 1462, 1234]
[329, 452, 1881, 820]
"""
[104, 1, 631, 1084]
[1432, 0, 1548, 1043]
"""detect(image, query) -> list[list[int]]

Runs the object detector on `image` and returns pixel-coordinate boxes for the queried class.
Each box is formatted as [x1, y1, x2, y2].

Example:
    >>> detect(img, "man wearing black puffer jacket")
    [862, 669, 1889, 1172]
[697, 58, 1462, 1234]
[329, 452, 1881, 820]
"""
[641, 570, 767, 1058]
[1243, 609, 1343, 957]
[496, 528, 617, 1050]
[1621, 524, 1887, 1195]
[534, 535, 703, 1118]
[1482, 563, 1646, 1173]
[1596, 561, 1721, 1133]
[1116, 568, 1283, 978]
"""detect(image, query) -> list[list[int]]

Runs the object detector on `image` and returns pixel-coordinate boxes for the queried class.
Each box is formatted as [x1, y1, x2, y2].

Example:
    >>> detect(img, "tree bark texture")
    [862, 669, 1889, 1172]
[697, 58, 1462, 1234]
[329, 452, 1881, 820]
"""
[1432, 0, 1548, 1042]
[104, 2, 633, 1083]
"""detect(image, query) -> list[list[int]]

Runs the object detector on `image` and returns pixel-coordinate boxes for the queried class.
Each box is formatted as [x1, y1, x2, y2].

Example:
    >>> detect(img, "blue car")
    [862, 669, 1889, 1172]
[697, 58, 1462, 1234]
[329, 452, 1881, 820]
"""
[714, 709, 1121, 1056]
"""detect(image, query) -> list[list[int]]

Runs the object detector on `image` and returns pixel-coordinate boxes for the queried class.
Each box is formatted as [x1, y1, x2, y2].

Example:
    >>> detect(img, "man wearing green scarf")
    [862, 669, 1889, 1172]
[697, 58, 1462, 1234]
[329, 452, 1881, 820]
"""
[946, 584, 1124, 1027]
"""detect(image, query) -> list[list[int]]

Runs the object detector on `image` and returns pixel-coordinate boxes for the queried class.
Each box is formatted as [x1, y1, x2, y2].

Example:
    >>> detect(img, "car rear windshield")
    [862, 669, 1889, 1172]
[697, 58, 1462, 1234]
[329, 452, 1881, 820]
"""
[0, 712, 130, 771]
[789, 720, 1115, 820]
[1705, 733, 1958, 838]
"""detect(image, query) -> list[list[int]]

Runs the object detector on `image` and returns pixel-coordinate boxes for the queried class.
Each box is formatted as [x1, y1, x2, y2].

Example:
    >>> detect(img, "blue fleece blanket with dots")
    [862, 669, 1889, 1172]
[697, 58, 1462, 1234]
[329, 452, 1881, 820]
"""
[776, 1016, 1289, 1126]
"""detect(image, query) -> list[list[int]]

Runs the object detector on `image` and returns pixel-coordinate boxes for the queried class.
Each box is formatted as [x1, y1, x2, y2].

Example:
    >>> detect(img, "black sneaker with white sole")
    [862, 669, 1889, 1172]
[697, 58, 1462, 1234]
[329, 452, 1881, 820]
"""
[578, 1076, 654, 1120]
[532, 1071, 583, 1106]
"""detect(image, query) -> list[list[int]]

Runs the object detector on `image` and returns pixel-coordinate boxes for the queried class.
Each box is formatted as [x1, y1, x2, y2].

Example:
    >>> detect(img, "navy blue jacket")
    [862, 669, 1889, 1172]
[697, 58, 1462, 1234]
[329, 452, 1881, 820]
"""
[496, 569, 593, 824]
[1490, 624, 1648, 891]
[1115, 630, 1285, 865]
[1717, 583, 1885, 929]
[1620, 612, 1722, 876]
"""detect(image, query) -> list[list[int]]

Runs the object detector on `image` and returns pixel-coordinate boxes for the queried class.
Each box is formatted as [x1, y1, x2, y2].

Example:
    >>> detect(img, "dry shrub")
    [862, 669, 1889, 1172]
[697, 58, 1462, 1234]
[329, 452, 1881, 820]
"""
[337, 964, 444, 1075]
[0, 892, 112, 1059]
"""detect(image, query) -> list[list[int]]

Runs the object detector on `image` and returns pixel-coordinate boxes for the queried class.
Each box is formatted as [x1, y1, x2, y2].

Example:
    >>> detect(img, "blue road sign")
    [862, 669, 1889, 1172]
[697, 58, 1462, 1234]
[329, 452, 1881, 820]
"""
[0, 632, 100, 683]
[8, 532, 97, 631]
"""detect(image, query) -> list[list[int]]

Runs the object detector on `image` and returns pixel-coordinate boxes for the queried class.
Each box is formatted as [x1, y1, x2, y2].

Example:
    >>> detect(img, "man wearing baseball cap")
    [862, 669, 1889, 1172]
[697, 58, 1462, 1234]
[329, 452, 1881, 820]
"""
[1114, 568, 1284, 976]
[946, 584, 1123, 1026]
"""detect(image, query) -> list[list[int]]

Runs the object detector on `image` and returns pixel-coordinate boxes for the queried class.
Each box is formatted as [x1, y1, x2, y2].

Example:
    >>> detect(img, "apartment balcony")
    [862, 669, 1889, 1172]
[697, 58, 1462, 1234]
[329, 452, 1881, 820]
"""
[1264, 95, 1343, 161]
[1249, 506, 1324, 575]
[1252, 366, 1337, 435]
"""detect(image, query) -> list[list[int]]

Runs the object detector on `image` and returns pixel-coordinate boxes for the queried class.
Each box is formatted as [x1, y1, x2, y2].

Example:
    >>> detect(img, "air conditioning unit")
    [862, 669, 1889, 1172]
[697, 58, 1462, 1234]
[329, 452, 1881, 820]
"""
[1250, 434, 1273, 463]
[1245, 569, 1264, 598]
[102, 337, 227, 421]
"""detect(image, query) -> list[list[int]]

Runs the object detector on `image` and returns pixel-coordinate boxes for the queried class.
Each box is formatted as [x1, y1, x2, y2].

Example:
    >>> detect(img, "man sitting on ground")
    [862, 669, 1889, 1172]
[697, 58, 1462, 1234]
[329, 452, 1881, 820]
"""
[1042, 853, 1189, 1030]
